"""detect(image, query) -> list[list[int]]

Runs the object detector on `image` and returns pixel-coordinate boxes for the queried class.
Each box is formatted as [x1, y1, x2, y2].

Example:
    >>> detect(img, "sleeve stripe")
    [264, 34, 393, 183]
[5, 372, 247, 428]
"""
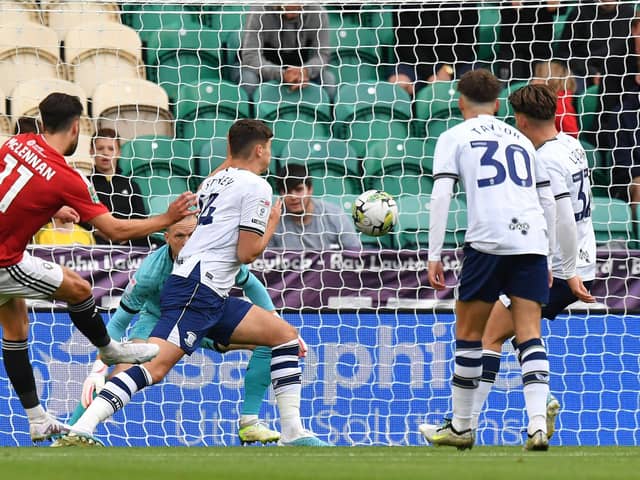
[239, 225, 264, 236]
[434, 172, 459, 181]
[536, 180, 551, 188]
[120, 302, 139, 315]
[554, 192, 571, 200]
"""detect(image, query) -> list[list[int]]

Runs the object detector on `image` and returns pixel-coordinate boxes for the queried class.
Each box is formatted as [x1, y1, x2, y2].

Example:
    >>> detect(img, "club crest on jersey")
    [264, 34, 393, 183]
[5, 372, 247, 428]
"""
[184, 331, 197, 348]
[509, 218, 529, 235]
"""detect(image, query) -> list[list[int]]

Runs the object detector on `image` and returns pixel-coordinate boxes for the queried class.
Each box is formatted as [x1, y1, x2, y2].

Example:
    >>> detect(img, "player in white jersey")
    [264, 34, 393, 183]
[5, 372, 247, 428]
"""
[468, 85, 596, 447]
[57, 119, 329, 447]
[420, 69, 561, 451]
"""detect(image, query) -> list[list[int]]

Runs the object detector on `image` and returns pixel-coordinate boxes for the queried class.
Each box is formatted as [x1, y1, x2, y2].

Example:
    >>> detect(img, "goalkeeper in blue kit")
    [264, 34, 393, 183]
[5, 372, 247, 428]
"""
[63, 215, 290, 445]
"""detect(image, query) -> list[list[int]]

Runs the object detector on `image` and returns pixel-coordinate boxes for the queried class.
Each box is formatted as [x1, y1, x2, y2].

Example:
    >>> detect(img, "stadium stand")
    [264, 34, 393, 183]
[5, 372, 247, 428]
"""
[42, 1, 121, 42]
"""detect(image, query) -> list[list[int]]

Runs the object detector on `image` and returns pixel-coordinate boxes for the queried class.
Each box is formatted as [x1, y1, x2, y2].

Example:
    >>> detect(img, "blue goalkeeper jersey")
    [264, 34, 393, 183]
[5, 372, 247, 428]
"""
[107, 244, 274, 341]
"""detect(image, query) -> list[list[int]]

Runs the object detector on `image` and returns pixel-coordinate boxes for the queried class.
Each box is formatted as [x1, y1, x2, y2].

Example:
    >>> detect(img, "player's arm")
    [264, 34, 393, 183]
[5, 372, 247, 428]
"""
[90, 192, 197, 242]
[236, 265, 276, 311]
[428, 133, 458, 290]
[237, 189, 282, 263]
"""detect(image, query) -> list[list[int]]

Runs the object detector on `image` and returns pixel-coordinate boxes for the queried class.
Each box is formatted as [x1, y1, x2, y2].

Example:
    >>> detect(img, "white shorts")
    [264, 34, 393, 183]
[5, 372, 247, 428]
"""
[0, 251, 63, 307]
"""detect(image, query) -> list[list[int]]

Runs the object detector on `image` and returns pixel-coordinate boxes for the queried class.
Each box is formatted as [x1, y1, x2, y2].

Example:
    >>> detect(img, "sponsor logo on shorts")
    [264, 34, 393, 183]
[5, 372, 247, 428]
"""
[184, 331, 197, 348]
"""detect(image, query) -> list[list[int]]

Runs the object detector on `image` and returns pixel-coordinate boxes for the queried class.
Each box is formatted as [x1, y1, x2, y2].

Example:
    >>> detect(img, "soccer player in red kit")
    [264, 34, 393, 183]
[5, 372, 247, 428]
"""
[0, 93, 197, 443]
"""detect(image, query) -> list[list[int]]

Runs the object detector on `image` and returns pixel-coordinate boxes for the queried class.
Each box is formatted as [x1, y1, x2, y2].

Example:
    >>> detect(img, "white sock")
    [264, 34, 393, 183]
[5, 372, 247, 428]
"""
[25, 404, 46, 422]
[519, 338, 549, 436]
[471, 381, 494, 429]
[72, 397, 113, 435]
[451, 340, 482, 432]
[240, 415, 259, 427]
[277, 392, 304, 440]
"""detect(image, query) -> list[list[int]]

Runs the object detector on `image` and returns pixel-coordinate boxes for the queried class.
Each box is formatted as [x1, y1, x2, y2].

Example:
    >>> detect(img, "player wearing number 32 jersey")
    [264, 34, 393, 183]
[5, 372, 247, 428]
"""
[0, 93, 196, 445]
[421, 70, 564, 452]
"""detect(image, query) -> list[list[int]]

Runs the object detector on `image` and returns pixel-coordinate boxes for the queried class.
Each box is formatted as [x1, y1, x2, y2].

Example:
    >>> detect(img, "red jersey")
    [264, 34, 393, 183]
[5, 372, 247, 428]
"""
[0, 133, 109, 266]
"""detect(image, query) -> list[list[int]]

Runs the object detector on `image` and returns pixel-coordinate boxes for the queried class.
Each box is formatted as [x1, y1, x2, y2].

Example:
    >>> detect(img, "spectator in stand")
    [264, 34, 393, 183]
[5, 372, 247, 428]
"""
[531, 60, 579, 138]
[88, 128, 149, 246]
[495, 1, 565, 83]
[14, 116, 42, 135]
[601, 10, 640, 221]
[388, 2, 479, 96]
[270, 163, 362, 251]
[33, 220, 95, 246]
[555, 0, 636, 113]
[240, 5, 336, 100]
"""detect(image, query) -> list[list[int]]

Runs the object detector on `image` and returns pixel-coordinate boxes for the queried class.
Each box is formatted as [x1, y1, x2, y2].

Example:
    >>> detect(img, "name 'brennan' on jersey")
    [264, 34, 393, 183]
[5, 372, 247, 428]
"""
[433, 114, 550, 256]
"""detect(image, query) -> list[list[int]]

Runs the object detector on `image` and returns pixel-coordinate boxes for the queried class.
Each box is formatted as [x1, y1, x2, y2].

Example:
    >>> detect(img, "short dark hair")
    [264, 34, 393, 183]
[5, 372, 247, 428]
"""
[228, 119, 273, 159]
[276, 163, 312, 194]
[14, 116, 41, 134]
[91, 128, 120, 149]
[457, 69, 502, 104]
[39, 93, 83, 134]
[509, 84, 557, 122]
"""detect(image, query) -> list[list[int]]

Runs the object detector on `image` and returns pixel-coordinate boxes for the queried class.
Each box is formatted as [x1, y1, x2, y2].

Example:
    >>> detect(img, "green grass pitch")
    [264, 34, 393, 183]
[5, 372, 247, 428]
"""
[1, 446, 638, 480]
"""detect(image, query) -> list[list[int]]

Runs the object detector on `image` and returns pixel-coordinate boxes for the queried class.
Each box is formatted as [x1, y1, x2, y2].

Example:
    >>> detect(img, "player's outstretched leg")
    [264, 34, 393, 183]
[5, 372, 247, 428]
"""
[227, 304, 330, 447]
[238, 346, 280, 445]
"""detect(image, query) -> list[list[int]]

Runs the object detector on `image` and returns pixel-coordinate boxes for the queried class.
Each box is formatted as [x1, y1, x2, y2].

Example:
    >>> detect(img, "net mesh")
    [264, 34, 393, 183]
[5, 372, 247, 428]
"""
[0, 0, 638, 446]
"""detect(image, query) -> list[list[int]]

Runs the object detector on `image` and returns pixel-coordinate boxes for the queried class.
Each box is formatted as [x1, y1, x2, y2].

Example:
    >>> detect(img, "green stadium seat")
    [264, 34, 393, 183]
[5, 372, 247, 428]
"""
[591, 196, 633, 245]
[119, 136, 197, 216]
[254, 81, 332, 144]
[579, 140, 601, 171]
[121, 3, 201, 45]
[363, 138, 437, 196]
[496, 80, 529, 125]
[197, 136, 227, 175]
[176, 81, 250, 154]
[575, 84, 601, 134]
[477, 7, 500, 62]
[334, 81, 412, 157]
[414, 81, 462, 138]
[145, 16, 222, 103]
[278, 139, 362, 197]
[395, 194, 467, 250]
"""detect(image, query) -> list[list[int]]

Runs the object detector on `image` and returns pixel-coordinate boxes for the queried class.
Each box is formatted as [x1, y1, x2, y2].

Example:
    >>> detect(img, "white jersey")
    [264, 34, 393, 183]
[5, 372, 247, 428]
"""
[174, 167, 272, 296]
[538, 133, 596, 281]
[432, 114, 550, 255]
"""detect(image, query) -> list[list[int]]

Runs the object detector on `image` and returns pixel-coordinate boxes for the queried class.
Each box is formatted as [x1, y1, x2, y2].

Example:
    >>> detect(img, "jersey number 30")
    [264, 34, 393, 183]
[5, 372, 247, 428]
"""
[0, 154, 34, 213]
[472, 140, 532, 188]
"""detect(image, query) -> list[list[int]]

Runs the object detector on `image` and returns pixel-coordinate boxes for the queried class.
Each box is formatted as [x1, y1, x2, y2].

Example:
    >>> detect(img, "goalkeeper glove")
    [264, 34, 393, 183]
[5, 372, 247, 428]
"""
[81, 359, 108, 408]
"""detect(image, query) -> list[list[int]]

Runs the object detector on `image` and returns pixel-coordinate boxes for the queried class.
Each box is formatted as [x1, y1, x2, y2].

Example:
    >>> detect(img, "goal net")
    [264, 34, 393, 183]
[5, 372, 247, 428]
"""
[0, 0, 638, 447]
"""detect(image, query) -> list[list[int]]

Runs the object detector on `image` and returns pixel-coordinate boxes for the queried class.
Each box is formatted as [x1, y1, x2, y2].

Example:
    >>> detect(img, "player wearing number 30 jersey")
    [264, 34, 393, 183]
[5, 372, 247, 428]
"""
[421, 70, 563, 452]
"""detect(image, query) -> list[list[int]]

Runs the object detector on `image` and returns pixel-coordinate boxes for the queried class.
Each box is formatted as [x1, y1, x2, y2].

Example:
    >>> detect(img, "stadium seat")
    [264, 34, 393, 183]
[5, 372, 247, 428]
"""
[591, 196, 633, 245]
[0, 1, 42, 24]
[477, 7, 500, 62]
[579, 139, 601, 171]
[396, 194, 467, 250]
[92, 78, 173, 141]
[176, 81, 250, 154]
[9, 78, 93, 134]
[0, 23, 62, 95]
[0, 86, 13, 136]
[201, 5, 249, 82]
[65, 133, 94, 175]
[363, 138, 437, 196]
[334, 81, 412, 157]
[119, 136, 197, 215]
[42, 1, 121, 42]
[496, 80, 529, 125]
[414, 80, 461, 138]
[145, 16, 222, 103]
[327, 13, 384, 84]
[120, 3, 201, 45]
[64, 22, 145, 97]
[255, 81, 332, 145]
[278, 139, 362, 197]
[575, 83, 601, 134]
[197, 136, 228, 176]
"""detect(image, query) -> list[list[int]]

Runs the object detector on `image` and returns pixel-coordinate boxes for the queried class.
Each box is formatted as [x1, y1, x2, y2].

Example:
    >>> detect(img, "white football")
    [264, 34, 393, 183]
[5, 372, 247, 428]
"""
[352, 190, 398, 237]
